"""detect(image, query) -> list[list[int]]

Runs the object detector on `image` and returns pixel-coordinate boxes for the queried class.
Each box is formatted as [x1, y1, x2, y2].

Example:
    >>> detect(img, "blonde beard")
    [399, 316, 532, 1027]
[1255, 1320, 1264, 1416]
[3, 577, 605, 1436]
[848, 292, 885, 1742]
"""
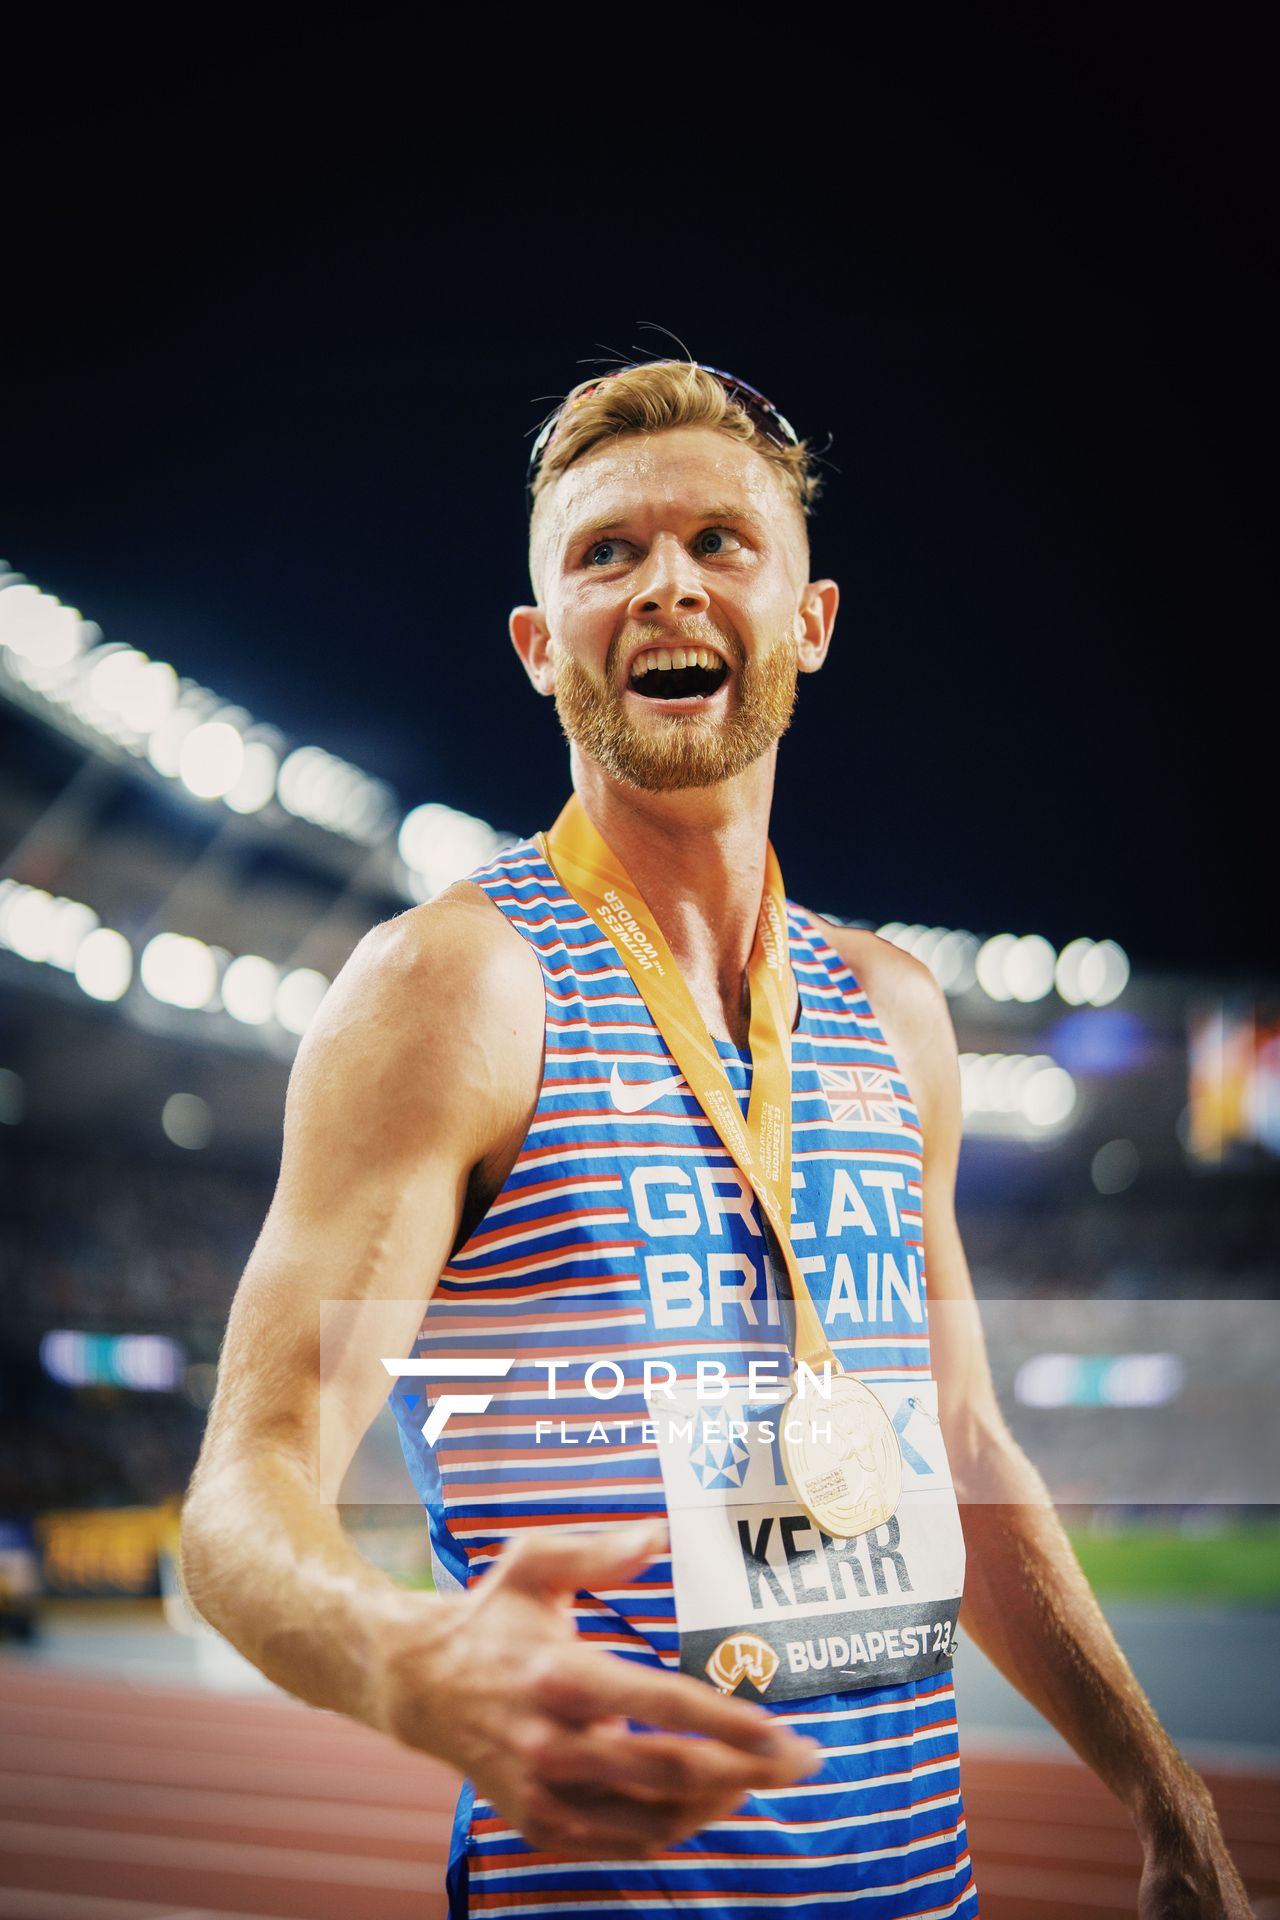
[552, 633, 799, 793]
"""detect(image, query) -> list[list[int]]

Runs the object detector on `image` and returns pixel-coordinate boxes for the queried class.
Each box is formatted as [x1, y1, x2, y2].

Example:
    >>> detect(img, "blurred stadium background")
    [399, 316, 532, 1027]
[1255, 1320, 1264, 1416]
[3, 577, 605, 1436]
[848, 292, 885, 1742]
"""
[1, 561, 1277, 1917]
[3, 18, 1277, 1910]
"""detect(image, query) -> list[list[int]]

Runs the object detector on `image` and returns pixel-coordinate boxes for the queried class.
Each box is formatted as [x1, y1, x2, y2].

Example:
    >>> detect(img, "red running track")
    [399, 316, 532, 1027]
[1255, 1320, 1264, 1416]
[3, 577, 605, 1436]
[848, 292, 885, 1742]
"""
[0, 1667, 1276, 1920]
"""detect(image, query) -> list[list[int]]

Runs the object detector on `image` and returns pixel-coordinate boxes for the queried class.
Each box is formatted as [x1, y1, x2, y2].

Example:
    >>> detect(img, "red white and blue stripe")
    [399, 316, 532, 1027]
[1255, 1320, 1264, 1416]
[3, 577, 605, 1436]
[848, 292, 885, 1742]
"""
[391, 839, 978, 1918]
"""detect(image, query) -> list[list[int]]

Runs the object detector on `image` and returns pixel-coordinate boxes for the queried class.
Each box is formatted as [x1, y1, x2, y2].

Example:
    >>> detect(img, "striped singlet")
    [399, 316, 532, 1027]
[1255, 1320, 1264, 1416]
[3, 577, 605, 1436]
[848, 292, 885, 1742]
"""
[390, 838, 979, 1919]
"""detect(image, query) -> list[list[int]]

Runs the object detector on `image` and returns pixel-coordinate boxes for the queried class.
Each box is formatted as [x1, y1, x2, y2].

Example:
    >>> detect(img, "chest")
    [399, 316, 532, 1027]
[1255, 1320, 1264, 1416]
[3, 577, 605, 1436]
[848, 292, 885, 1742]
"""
[445, 921, 929, 1365]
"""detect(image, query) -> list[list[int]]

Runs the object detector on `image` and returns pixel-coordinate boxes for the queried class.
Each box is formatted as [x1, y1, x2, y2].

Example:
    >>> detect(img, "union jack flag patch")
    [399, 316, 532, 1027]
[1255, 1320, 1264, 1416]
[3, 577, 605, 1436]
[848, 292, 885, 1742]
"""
[817, 1063, 902, 1130]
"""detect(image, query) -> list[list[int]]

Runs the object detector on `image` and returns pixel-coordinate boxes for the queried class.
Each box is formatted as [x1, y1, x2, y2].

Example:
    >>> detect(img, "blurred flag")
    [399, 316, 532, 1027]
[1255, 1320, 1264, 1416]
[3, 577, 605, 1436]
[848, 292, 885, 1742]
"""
[1187, 1000, 1280, 1162]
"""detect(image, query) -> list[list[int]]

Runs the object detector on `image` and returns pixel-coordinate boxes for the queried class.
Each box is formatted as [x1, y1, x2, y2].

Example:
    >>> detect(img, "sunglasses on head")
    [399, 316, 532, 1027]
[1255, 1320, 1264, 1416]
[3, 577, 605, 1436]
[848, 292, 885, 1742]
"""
[526, 363, 800, 498]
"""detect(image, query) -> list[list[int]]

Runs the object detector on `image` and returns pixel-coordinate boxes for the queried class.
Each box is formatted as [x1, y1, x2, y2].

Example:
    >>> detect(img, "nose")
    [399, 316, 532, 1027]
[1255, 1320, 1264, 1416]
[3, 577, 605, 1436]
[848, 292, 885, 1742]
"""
[626, 533, 711, 622]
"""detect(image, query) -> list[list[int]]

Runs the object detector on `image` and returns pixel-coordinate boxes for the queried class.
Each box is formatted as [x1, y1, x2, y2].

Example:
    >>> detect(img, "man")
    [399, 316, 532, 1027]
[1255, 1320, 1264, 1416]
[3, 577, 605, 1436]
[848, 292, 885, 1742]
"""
[181, 359, 1249, 1917]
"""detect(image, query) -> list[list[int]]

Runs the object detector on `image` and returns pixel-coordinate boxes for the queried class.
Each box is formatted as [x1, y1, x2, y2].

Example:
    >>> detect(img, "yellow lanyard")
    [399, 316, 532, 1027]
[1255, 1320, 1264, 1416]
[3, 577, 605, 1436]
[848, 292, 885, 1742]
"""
[538, 794, 835, 1374]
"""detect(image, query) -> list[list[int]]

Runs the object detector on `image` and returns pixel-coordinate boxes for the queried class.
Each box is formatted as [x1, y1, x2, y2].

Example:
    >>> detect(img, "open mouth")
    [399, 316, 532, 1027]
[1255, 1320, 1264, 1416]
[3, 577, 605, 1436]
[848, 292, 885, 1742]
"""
[627, 648, 731, 702]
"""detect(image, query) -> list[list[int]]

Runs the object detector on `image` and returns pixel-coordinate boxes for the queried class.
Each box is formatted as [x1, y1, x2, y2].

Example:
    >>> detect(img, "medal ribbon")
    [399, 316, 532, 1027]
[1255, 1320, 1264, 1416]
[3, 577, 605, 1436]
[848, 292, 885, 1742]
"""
[538, 794, 837, 1374]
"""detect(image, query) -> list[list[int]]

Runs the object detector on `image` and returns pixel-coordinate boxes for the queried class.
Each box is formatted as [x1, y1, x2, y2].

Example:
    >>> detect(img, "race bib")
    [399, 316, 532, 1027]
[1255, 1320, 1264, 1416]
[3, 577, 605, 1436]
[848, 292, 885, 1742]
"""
[647, 1378, 966, 1702]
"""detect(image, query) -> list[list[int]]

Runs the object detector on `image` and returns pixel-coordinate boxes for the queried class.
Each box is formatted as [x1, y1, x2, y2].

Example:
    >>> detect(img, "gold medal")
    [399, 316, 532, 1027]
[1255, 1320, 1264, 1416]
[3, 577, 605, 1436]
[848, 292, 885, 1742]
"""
[540, 796, 903, 1542]
[780, 1369, 902, 1537]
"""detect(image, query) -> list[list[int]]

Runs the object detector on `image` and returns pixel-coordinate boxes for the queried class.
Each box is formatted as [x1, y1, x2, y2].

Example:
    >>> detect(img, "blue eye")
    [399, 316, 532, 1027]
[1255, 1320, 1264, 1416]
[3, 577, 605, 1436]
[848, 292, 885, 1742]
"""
[696, 528, 742, 555]
[586, 539, 628, 566]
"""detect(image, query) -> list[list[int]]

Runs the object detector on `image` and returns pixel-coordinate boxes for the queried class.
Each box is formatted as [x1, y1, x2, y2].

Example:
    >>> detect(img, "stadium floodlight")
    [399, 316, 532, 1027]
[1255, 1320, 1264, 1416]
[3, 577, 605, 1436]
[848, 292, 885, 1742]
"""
[0, 570, 404, 848]
[140, 932, 220, 1011]
[2, 567, 526, 898]
[1, 886, 68, 965]
[0, 580, 84, 670]
[119, 658, 181, 734]
[874, 922, 982, 996]
[275, 966, 331, 1035]
[892, 923, 930, 954]
[975, 933, 1018, 1001]
[958, 1050, 1080, 1140]
[0, 856, 334, 1042]
[1022, 1062, 1078, 1129]
[147, 697, 201, 775]
[0, 568, 1138, 1042]
[74, 926, 133, 1002]
[1080, 938, 1130, 1007]
[1004, 933, 1057, 1003]
[179, 718, 247, 799]
[277, 744, 396, 844]
[224, 739, 279, 815]
[0, 881, 135, 1002]
[874, 918, 1126, 1005]
[87, 646, 147, 716]
[1055, 935, 1132, 1007]
[928, 929, 980, 994]
[903, 926, 945, 968]
[221, 953, 281, 1025]
[974, 1053, 1015, 1112]
[1055, 935, 1095, 1004]
[398, 802, 507, 899]
[44, 899, 100, 971]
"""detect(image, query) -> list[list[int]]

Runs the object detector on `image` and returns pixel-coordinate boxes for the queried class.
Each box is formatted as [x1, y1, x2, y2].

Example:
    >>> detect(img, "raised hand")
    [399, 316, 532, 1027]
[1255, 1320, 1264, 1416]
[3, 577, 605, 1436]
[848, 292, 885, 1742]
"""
[375, 1519, 822, 1859]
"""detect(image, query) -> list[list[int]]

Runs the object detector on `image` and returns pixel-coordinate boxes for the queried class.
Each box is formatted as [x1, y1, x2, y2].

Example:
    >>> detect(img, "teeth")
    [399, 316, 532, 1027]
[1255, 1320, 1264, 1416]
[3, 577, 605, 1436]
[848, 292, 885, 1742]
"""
[631, 646, 722, 680]
[633, 645, 729, 691]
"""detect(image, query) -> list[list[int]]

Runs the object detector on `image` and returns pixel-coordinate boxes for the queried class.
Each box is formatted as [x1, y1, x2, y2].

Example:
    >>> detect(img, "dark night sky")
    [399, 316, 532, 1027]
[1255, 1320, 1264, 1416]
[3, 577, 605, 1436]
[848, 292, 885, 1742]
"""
[2, 24, 1272, 978]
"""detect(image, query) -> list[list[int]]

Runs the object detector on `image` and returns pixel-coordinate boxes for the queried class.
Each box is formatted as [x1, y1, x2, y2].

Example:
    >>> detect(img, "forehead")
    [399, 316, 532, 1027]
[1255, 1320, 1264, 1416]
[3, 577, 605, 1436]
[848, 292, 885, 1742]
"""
[550, 424, 793, 542]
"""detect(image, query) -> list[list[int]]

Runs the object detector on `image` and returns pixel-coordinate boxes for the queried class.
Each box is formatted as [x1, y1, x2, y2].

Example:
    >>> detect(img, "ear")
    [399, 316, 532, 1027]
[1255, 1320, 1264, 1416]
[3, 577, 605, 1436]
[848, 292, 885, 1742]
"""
[795, 578, 839, 674]
[509, 605, 557, 696]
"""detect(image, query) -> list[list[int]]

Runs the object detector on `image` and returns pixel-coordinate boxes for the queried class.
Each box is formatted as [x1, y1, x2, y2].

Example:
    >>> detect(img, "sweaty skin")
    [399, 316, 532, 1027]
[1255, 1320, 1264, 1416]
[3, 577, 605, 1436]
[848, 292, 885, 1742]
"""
[182, 423, 1250, 1912]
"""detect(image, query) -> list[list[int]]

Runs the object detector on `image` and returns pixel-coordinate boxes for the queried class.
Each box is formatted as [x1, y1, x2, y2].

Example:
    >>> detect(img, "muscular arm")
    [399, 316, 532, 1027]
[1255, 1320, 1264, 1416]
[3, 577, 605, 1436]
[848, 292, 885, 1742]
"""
[825, 925, 1249, 1916]
[180, 886, 546, 1722]
[181, 888, 817, 1857]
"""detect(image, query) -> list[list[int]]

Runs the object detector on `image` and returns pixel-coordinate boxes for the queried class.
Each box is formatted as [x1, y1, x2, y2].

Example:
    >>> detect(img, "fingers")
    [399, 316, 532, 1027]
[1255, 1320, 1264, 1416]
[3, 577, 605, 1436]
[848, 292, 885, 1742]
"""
[479, 1522, 825, 1864]
[521, 1776, 753, 1860]
[529, 1642, 814, 1761]
[497, 1520, 668, 1603]
[532, 1718, 822, 1802]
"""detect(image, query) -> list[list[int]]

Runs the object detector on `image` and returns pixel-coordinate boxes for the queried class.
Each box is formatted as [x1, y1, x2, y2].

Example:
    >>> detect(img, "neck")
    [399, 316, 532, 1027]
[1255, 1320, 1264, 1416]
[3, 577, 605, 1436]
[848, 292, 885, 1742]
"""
[569, 747, 779, 1032]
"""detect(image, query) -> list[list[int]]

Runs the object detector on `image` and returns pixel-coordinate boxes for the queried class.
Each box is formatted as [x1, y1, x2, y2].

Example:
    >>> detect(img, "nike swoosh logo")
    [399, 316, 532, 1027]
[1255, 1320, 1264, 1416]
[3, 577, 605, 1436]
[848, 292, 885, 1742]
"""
[609, 1063, 688, 1113]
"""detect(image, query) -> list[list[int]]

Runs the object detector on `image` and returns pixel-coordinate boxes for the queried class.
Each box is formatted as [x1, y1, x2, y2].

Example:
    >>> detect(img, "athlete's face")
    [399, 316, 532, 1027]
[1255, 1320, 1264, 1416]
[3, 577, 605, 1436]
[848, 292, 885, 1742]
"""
[511, 427, 838, 793]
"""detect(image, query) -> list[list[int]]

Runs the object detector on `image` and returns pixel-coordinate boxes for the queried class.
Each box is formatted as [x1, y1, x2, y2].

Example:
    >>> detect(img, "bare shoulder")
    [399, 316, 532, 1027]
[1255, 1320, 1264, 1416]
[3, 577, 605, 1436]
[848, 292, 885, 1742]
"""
[810, 916, 954, 1049]
[315, 878, 542, 1033]
[803, 913, 961, 1142]
[347, 879, 543, 1020]
[286, 878, 545, 1168]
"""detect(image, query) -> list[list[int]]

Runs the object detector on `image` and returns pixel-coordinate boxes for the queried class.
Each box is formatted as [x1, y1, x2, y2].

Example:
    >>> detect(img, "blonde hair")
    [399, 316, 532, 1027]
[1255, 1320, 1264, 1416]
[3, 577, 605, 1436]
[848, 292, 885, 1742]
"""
[527, 361, 821, 596]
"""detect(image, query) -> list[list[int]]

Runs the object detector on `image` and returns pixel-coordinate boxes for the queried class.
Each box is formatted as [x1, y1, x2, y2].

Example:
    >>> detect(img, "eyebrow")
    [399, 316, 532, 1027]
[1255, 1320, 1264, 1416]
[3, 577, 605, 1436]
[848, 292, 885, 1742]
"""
[563, 504, 765, 551]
